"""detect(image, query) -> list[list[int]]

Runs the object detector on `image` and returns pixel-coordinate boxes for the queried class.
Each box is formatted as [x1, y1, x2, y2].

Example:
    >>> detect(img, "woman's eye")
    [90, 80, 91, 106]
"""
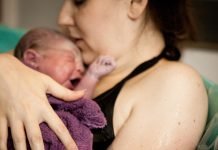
[73, 0, 85, 6]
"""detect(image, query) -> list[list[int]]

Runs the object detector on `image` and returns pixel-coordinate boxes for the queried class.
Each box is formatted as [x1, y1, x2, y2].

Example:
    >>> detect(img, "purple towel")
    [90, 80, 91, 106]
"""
[7, 96, 107, 150]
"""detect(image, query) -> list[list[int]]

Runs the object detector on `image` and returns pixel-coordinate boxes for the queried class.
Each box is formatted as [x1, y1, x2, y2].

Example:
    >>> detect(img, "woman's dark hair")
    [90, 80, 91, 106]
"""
[147, 0, 195, 59]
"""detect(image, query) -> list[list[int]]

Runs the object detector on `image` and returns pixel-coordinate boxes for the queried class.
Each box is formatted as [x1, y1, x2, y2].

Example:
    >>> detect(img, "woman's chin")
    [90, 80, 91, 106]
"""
[82, 53, 98, 65]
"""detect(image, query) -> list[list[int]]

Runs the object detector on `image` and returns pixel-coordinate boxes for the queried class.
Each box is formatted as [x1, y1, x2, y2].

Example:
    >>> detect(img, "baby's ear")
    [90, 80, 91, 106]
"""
[128, 0, 148, 20]
[23, 49, 41, 69]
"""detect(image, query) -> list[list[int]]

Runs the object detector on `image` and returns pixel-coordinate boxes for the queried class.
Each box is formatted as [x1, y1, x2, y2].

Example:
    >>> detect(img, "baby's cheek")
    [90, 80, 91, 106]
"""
[48, 67, 67, 85]
[57, 72, 70, 85]
[60, 68, 75, 83]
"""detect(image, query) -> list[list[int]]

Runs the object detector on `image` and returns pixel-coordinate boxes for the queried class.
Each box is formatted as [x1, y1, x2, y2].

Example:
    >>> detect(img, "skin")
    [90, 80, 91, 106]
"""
[0, 54, 84, 150]
[23, 39, 85, 90]
[23, 38, 116, 97]
[59, 0, 208, 149]
[0, 35, 115, 149]
[0, 0, 208, 149]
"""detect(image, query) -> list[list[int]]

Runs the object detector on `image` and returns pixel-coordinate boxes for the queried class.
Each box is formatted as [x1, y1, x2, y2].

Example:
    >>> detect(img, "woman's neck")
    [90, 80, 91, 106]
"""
[93, 21, 165, 97]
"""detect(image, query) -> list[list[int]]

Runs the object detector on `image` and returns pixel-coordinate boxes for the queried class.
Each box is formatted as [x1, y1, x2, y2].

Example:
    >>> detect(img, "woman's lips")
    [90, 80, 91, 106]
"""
[74, 39, 85, 51]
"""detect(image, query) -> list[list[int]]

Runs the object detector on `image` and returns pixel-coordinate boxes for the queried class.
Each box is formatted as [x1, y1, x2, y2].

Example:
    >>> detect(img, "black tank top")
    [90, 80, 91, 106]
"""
[92, 47, 180, 150]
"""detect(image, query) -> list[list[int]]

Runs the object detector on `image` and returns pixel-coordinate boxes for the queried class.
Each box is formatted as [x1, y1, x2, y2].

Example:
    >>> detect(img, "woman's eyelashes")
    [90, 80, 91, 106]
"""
[73, 0, 86, 6]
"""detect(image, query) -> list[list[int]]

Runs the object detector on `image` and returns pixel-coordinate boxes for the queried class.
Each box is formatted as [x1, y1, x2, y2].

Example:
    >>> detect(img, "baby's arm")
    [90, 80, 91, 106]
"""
[75, 56, 116, 99]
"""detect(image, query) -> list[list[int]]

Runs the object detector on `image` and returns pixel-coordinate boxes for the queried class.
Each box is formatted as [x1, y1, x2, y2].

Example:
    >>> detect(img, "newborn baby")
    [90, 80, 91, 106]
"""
[14, 27, 116, 99]
[7, 27, 116, 150]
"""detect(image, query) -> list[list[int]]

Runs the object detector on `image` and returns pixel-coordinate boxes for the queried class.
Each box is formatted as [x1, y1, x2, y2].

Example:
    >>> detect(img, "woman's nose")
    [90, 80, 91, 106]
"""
[58, 0, 75, 27]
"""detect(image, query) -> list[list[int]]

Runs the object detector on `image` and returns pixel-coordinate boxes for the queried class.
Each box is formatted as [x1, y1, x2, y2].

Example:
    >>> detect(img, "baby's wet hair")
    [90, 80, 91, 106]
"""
[14, 27, 72, 59]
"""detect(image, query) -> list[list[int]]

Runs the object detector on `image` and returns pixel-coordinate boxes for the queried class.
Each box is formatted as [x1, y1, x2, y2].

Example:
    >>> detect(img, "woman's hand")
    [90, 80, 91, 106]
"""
[0, 54, 84, 150]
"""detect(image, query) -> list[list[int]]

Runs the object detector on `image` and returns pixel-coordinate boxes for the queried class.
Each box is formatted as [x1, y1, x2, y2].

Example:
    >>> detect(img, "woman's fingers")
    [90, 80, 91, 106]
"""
[0, 117, 7, 150]
[9, 119, 27, 150]
[24, 116, 44, 150]
[43, 106, 78, 150]
[0, 55, 80, 149]
[45, 75, 85, 101]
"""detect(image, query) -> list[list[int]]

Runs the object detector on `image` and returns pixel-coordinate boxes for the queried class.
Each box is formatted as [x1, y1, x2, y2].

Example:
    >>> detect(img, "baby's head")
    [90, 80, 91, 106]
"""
[14, 27, 85, 89]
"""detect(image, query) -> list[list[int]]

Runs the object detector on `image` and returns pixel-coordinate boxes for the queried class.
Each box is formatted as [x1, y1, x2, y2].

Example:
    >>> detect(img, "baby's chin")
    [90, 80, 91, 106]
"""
[63, 78, 81, 90]
[62, 81, 75, 90]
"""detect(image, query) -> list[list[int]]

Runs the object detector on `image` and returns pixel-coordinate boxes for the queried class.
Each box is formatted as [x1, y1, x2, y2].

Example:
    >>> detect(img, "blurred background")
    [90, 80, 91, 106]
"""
[0, 0, 218, 83]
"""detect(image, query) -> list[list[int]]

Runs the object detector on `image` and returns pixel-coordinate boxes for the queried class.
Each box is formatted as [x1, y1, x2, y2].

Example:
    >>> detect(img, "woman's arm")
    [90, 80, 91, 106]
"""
[0, 54, 84, 150]
[108, 63, 208, 150]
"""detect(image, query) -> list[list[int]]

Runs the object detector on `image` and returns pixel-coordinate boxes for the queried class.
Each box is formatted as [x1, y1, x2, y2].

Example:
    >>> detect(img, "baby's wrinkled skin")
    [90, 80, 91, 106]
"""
[22, 39, 116, 98]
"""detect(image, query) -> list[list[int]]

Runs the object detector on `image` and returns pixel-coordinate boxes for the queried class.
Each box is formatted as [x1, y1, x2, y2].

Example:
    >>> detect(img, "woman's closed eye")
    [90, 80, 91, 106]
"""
[73, 0, 86, 6]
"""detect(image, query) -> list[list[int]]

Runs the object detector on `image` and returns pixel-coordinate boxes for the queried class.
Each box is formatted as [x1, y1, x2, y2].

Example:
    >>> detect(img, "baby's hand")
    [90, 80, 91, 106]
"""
[87, 55, 116, 79]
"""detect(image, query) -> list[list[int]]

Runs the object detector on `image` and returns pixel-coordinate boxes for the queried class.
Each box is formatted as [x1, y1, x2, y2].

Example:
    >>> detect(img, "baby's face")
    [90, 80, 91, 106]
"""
[38, 40, 85, 89]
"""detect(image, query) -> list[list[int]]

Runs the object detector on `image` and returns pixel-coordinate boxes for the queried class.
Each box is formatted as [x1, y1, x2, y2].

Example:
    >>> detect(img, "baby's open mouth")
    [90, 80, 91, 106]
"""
[70, 78, 81, 87]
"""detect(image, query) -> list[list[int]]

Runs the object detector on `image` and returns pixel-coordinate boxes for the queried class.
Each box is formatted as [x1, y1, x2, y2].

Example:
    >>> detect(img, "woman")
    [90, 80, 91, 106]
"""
[0, 0, 208, 149]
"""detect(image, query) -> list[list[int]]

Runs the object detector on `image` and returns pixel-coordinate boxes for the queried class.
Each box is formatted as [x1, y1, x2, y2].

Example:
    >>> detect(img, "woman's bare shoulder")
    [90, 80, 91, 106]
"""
[142, 61, 206, 91]
[116, 61, 208, 149]
[128, 60, 204, 88]
[117, 60, 208, 114]
[123, 60, 207, 95]
[160, 61, 206, 93]
[158, 61, 207, 98]
[119, 61, 208, 116]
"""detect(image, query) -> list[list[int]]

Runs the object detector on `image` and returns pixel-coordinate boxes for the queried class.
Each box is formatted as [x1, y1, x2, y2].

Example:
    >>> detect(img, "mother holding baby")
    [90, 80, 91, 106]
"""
[0, 0, 208, 149]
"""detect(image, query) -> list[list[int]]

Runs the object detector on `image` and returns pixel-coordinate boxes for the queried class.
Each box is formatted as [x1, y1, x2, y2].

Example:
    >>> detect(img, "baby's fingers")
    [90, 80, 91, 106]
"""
[98, 56, 116, 68]
[44, 107, 78, 150]
[0, 117, 7, 150]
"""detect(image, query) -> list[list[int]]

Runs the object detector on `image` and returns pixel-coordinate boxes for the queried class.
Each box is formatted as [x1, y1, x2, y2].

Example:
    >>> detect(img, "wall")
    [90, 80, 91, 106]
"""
[1, 0, 62, 29]
[182, 46, 218, 83]
[1, 0, 19, 27]
[18, 0, 62, 29]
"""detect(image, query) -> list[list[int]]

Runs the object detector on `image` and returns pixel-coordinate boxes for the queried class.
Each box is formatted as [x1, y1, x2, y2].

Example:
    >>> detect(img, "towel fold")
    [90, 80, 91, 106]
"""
[8, 96, 107, 150]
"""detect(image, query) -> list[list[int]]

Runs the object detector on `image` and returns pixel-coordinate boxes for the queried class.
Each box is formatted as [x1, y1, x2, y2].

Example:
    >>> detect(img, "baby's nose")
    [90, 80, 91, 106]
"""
[77, 64, 85, 74]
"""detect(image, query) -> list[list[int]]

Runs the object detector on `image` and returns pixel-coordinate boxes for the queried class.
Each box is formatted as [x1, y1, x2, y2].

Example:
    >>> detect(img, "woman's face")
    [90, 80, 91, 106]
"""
[58, 0, 132, 65]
